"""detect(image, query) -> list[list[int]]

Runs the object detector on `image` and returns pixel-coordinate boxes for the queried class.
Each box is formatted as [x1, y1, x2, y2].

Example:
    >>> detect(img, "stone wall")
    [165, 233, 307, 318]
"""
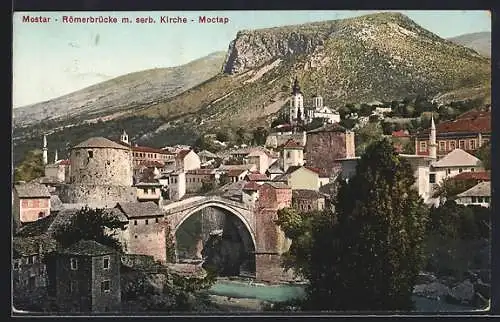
[305, 130, 348, 176]
[70, 147, 133, 187]
[255, 253, 295, 283]
[58, 184, 136, 207]
[127, 218, 167, 263]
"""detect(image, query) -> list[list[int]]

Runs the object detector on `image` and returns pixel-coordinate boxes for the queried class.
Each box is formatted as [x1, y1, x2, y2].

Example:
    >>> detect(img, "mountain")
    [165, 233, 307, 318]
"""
[13, 51, 227, 127]
[447, 32, 491, 58]
[13, 12, 491, 164]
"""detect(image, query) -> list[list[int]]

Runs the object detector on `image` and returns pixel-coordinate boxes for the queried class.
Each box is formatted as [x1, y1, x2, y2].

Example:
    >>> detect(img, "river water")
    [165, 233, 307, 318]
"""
[207, 279, 476, 313]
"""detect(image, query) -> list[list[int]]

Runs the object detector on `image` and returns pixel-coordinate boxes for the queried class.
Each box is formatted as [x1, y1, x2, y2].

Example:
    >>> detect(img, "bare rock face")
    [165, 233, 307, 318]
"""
[449, 280, 475, 304]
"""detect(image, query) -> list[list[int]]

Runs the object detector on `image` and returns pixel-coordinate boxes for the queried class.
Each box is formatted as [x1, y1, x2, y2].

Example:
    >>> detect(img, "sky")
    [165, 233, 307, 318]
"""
[12, 10, 491, 108]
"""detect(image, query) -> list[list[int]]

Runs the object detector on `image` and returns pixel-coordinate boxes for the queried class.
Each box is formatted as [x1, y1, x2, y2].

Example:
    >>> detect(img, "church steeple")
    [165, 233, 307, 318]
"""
[291, 76, 301, 95]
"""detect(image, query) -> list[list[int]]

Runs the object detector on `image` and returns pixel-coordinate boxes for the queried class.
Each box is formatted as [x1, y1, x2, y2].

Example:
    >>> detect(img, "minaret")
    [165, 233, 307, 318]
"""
[120, 130, 129, 145]
[429, 115, 437, 159]
[42, 134, 48, 165]
[289, 76, 304, 125]
[54, 149, 59, 163]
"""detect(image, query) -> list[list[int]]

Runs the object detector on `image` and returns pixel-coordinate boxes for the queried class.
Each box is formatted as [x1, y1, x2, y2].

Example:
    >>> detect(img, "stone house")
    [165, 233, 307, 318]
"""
[13, 182, 51, 228]
[266, 160, 285, 180]
[44, 159, 71, 183]
[391, 129, 411, 153]
[114, 202, 167, 263]
[185, 168, 217, 193]
[245, 149, 274, 174]
[305, 123, 356, 178]
[118, 130, 175, 167]
[456, 181, 491, 208]
[429, 149, 484, 186]
[241, 181, 260, 207]
[135, 182, 162, 204]
[281, 139, 304, 172]
[227, 169, 249, 183]
[244, 172, 270, 185]
[415, 110, 490, 157]
[273, 166, 320, 191]
[175, 149, 201, 172]
[198, 150, 218, 164]
[292, 189, 326, 212]
[168, 171, 186, 201]
[45, 240, 121, 313]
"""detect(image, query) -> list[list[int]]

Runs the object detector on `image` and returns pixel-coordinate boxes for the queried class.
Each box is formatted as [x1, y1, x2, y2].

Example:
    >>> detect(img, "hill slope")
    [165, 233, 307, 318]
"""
[447, 32, 491, 58]
[13, 51, 227, 127]
[13, 12, 491, 164]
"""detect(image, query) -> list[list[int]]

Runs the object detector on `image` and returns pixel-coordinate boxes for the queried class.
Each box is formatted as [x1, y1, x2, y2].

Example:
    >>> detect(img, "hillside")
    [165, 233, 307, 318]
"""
[447, 32, 491, 58]
[13, 51, 227, 127]
[13, 12, 491, 165]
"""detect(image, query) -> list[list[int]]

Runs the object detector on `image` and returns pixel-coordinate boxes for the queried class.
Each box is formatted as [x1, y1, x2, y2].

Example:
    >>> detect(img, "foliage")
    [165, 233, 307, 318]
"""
[252, 127, 269, 146]
[355, 122, 384, 156]
[431, 177, 479, 202]
[14, 149, 45, 182]
[276, 138, 429, 311]
[474, 141, 491, 170]
[52, 206, 125, 251]
[219, 173, 231, 186]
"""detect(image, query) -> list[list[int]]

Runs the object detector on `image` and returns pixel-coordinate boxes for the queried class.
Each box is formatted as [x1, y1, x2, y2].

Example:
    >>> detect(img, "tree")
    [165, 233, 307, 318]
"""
[14, 149, 45, 182]
[474, 141, 491, 170]
[431, 177, 478, 203]
[277, 139, 429, 311]
[355, 122, 383, 156]
[252, 127, 269, 146]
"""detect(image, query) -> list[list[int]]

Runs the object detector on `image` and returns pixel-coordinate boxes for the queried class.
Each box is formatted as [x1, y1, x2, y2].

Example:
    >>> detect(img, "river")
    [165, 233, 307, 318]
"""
[207, 279, 476, 313]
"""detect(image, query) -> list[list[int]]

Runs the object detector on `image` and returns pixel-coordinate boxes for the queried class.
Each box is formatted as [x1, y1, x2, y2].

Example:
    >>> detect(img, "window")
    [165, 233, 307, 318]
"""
[459, 140, 465, 150]
[75, 151, 80, 157]
[419, 141, 427, 152]
[429, 173, 436, 184]
[471, 168, 475, 172]
[155, 218, 159, 223]
[439, 141, 446, 151]
[27, 256, 33, 265]
[88, 150, 93, 158]
[134, 235, 138, 239]
[485, 197, 490, 203]
[101, 280, 111, 293]
[469, 140, 476, 150]
[13, 260, 19, 270]
[459, 168, 463, 173]
[103, 256, 110, 270]
[134, 220, 138, 225]
[69, 280, 78, 293]
[32, 255, 38, 264]
[286, 151, 291, 158]
[28, 276, 36, 289]
[70, 258, 78, 270]
[144, 188, 150, 194]
[471, 197, 478, 203]
[449, 141, 456, 150]
[145, 219, 149, 225]
[446, 169, 451, 175]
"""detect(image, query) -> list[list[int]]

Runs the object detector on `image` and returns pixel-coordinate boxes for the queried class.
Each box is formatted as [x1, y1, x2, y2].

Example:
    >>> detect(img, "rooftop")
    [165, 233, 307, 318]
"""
[73, 137, 130, 150]
[58, 240, 117, 257]
[307, 123, 346, 134]
[186, 169, 216, 175]
[418, 111, 491, 137]
[242, 181, 260, 191]
[176, 149, 192, 160]
[457, 181, 491, 198]
[432, 149, 482, 168]
[263, 182, 290, 190]
[116, 201, 164, 218]
[292, 189, 327, 199]
[245, 172, 269, 181]
[14, 182, 51, 198]
[451, 171, 491, 182]
[13, 235, 58, 257]
[283, 139, 304, 149]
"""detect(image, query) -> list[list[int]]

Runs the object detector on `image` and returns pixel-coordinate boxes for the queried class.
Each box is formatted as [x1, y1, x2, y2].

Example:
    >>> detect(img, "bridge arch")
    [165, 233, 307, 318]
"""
[171, 201, 256, 250]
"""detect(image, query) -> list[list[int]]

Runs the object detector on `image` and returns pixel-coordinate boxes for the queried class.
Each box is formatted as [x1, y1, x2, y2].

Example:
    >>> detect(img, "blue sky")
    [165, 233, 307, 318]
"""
[12, 10, 491, 107]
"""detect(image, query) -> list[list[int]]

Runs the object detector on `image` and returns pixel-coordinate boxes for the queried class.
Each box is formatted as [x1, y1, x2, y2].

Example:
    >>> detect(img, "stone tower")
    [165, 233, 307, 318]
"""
[429, 115, 437, 159]
[42, 134, 48, 165]
[60, 137, 136, 207]
[289, 77, 304, 125]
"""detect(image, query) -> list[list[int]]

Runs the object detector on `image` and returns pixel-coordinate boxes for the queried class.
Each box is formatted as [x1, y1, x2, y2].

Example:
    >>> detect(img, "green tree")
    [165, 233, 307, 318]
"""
[355, 122, 383, 156]
[474, 141, 491, 170]
[252, 127, 269, 146]
[14, 149, 45, 182]
[431, 177, 478, 202]
[52, 206, 125, 251]
[277, 139, 429, 311]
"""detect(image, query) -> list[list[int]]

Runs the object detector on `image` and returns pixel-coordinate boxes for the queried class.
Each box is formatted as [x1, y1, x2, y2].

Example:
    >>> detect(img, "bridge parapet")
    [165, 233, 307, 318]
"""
[163, 195, 250, 216]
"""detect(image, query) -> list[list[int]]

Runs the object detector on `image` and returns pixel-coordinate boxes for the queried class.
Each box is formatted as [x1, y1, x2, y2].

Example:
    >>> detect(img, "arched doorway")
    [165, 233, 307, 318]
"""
[174, 205, 256, 277]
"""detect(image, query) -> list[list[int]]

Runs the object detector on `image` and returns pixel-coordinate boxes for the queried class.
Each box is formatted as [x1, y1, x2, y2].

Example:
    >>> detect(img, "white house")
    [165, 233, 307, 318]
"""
[168, 171, 186, 201]
[175, 150, 201, 172]
[429, 149, 484, 185]
[456, 181, 491, 207]
[245, 149, 274, 174]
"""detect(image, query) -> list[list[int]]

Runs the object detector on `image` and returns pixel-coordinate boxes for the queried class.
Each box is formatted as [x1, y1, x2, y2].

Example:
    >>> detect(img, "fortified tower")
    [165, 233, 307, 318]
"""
[59, 137, 136, 207]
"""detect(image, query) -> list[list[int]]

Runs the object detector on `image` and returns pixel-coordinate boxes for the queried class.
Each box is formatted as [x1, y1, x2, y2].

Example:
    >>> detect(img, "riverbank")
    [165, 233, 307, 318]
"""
[209, 294, 265, 312]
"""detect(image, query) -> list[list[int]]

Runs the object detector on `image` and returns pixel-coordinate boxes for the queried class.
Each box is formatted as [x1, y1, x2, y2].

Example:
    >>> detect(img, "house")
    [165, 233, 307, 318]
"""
[429, 149, 484, 186]
[118, 131, 176, 167]
[242, 181, 260, 207]
[245, 149, 274, 174]
[45, 240, 121, 313]
[415, 110, 490, 156]
[292, 189, 326, 212]
[456, 181, 491, 208]
[244, 172, 270, 185]
[168, 171, 186, 201]
[175, 150, 201, 172]
[450, 171, 491, 183]
[391, 130, 411, 153]
[281, 139, 304, 172]
[273, 166, 320, 191]
[133, 169, 162, 204]
[114, 202, 166, 262]
[185, 169, 217, 193]
[13, 183, 52, 228]
[44, 159, 71, 183]
[266, 160, 285, 180]
[226, 169, 249, 183]
[198, 150, 218, 164]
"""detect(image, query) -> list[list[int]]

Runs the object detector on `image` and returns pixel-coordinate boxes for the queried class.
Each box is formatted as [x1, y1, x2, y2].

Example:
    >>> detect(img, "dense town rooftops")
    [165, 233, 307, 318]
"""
[14, 183, 51, 198]
[73, 137, 130, 150]
[432, 149, 482, 168]
[417, 111, 491, 137]
[58, 240, 117, 257]
[457, 181, 491, 198]
[115, 201, 164, 218]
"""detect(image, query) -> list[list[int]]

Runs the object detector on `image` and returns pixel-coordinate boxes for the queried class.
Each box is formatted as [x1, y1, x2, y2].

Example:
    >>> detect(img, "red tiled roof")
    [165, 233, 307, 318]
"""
[418, 111, 491, 137]
[392, 130, 410, 138]
[243, 181, 260, 191]
[57, 159, 71, 165]
[451, 171, 491, 182]
[245, 173, 269, 181]
[283, 139, 303, 149]
[132, 145, 166, 154]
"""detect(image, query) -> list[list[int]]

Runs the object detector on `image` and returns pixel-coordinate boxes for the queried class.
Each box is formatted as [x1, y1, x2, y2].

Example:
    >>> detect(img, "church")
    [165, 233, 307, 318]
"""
[288, 77, 340, 126]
